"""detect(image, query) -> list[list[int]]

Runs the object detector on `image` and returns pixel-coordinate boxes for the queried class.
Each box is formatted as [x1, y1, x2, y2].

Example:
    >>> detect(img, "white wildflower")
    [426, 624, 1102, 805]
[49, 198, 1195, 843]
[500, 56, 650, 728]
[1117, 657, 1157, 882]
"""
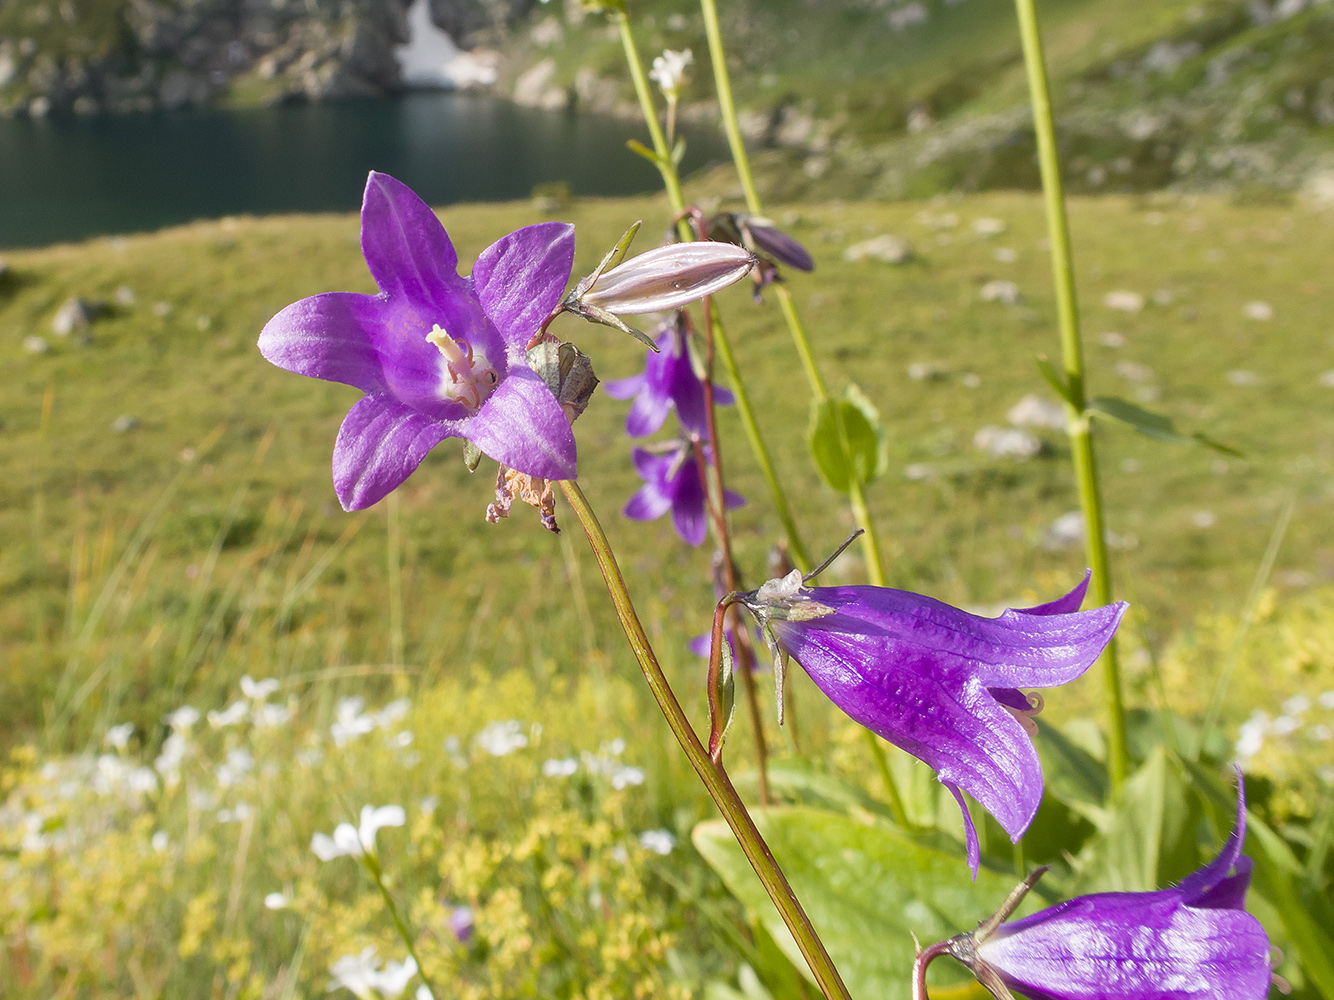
[1273, 715, 1301, 736]
[312, 804, 405, 861]
[264, 891, 291, 910]
[208, 701, 248, 728]
[332, 697, 377, 745]
[611, 765, 645, 790]
[1319, 689, 1334, 710]
[1281, 695, 1310, 716]
[638, 829, 676, 855]
[475, 720, 529, 757]
[254, 702, 292, 728]
[329, 948, 418, 999]
[1103, 290, 1144, 314]
[240, 675, 280, 701]
[151, 830, 170, 852]
[104, 722, 134, 750]
[1243, 301, 1274, 321]
[215, 748, 254, 788]
[543, 757, 579, 778]
[166, 705, 200, 730]
[649, 48, 693, 98]
[1236, 710, 1268, 758]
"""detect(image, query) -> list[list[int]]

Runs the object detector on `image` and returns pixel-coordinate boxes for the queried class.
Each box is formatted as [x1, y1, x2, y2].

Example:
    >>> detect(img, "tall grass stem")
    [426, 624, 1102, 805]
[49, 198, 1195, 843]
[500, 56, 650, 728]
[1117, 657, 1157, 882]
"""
[1011, 0, 1128, 788]
[559, 479, 852, 1000]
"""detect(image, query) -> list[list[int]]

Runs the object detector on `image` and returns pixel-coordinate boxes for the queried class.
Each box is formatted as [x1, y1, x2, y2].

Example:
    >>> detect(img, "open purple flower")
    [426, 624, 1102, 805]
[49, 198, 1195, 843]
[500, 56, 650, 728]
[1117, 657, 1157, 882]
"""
[922, 769, 1271, 1000]
[258, 171, 577, 511]
[743, 570, 1125, 876]
[604, 314, 733, 438]
[624, 441, 744, 546]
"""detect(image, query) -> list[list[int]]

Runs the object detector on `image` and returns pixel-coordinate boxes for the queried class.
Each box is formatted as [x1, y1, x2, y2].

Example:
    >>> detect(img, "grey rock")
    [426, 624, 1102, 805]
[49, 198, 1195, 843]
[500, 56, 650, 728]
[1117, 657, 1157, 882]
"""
[52, 297, 104, 336]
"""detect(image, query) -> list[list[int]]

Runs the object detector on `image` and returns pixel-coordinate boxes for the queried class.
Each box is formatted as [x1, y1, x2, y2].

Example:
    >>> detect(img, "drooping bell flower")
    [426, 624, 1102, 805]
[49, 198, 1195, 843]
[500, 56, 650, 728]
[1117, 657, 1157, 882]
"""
[258, 171, 578, 511]
[740, 568, 1125, 876]
[624, 440, 744, 546]
[916, 769, 1271, 1000]
[604, 313, 734, 438]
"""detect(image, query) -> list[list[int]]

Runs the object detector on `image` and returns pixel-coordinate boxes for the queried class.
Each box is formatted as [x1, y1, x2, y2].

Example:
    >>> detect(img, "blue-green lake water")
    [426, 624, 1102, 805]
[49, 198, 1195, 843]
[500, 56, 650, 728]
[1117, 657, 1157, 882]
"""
[0, 92, 727, 249]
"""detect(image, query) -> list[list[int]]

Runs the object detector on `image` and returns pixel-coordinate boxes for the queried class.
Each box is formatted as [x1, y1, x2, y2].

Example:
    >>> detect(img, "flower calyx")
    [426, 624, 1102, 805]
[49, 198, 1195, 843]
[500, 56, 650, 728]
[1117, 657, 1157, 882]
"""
[913, 867, 1050, 1000]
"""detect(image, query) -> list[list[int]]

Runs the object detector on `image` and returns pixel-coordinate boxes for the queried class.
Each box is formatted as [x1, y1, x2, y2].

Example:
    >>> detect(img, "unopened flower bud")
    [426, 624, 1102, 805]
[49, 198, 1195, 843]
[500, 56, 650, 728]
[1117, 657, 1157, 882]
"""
[578, 242, 756, 315]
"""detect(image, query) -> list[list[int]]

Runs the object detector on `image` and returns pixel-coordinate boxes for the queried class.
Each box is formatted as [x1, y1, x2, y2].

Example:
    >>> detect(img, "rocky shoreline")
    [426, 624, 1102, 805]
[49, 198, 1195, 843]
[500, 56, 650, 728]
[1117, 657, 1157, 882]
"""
[0, 0, 535, 117]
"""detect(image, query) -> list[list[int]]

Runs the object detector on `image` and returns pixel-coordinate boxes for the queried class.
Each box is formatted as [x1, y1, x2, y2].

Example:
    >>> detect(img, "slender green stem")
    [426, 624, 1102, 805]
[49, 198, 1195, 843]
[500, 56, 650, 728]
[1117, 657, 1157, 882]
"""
[387, 491, 404, 666]
[699, 0, 762, 215]
[616, 12, 687, 215]
[699, 0, 914, 815]
[559, 480, 852, 1000]
[365, 856, 439, 1000]
[1012, 0, 1128, 789]
[712, 311, 812, 572]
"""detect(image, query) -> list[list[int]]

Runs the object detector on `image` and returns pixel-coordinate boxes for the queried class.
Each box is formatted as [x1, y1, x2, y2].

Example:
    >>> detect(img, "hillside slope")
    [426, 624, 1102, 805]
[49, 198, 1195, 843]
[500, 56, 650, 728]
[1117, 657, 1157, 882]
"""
[2, 0, 1333, 196]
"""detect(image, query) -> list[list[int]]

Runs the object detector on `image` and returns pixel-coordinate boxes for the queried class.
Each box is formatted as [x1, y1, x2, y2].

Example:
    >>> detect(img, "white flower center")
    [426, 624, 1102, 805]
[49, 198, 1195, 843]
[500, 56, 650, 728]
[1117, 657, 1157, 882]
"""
[427, 324, 498, 411]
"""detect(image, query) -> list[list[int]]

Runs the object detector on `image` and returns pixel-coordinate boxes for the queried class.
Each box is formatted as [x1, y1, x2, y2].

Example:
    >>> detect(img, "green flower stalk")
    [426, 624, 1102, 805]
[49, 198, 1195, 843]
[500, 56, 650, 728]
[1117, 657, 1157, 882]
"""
[1011, 0, 1129, 789]
[696, 0, 909, 821]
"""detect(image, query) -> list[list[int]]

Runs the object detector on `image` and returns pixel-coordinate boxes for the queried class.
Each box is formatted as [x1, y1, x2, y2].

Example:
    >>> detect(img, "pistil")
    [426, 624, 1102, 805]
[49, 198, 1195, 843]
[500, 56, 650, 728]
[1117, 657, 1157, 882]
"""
[427, 324, 498, 411]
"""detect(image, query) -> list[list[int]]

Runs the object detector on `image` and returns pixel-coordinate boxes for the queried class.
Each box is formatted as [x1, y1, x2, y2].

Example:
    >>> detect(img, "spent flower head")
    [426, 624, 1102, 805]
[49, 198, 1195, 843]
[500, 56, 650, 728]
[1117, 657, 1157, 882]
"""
[741, 564, 1125, 875]
[259, 172, 578, 510]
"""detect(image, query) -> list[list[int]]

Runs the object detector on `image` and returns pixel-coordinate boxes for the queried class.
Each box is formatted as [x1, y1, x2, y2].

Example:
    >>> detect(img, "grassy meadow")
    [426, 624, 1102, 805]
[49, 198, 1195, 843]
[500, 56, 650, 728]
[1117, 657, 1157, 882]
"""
[3, 184, 1334, 996]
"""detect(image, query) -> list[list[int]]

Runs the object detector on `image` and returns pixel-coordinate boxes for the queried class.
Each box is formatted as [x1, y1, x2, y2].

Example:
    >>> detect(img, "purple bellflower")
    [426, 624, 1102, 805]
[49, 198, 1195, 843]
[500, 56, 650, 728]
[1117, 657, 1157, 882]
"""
[258, 171, 578, 511]
[741, 567, 1126, 876]
[919, 770, 1271, 1000]
[624, 440, 744, 547]
[603, 314, 733, 438]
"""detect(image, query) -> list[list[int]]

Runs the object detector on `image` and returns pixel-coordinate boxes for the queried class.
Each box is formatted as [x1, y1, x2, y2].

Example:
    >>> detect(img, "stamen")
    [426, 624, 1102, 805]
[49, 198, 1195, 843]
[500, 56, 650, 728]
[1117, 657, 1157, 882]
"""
[426, 324, 499, 411]
[1000, 692, 1044, 737]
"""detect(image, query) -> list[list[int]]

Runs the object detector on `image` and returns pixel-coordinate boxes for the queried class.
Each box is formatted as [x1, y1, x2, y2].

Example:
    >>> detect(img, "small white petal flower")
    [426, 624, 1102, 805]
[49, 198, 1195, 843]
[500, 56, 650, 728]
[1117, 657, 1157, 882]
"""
[254, 702, 293, 728]
[649, 48, 693, 98]
[151, 830, 170, 852]
[371, 956, 418, 997]
[611, 765, 645, 790]
[357, 804, 406, 854]
[476, 720, 529, 757]
[329, 947, 381, 1000]
[165, 705, 200, 730]
[240, 675, 281, 701]
[264, 891, 291, 910]
[312, 821, 363, 861]
[104, 722, 134, 750]
[638, 829, 676, 855]
[208, 701, 249, 728]
[542, 757, 579, 778]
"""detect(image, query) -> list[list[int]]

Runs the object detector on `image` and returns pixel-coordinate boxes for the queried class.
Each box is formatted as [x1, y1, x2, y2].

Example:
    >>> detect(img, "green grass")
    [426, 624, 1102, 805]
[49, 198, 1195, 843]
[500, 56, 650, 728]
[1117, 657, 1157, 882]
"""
[3, 186, 1334, 747]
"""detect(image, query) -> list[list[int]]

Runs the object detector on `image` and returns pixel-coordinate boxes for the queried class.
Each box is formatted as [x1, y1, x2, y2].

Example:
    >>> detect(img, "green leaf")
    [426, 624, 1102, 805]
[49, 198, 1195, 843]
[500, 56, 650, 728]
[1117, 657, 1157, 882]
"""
[1069, 747, 1204, 894]
[671, 138, 687, 167]
[807, 385, 888, 493]
[626, 139, 665, 168]
[693, 807, 1029, 999]
[1087, 396, 1242, 456]
[1033, 355, 1075, 406]
[1034, 720, 1109, 824]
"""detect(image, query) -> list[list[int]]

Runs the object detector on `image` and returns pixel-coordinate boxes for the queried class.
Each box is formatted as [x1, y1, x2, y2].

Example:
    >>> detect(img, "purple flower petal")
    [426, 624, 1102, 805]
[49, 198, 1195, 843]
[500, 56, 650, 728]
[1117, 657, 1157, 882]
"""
[981, 895, 1270, 1000]
[975, 771, 1270, 1000]
[333, 395, 457, 511]
[602, 374, 645, 401]
[754, 577, 1124, 875]
[465, 367, 577, 481]
[1016, 571, 1091, 616]
[472, 222, 575, 351]
[624, 482, 673, 522]
[360, 172, 461, 306]
[945, 782, 981, 876]
[625, 389, 674, 438]
[258, 291, 389, 394]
